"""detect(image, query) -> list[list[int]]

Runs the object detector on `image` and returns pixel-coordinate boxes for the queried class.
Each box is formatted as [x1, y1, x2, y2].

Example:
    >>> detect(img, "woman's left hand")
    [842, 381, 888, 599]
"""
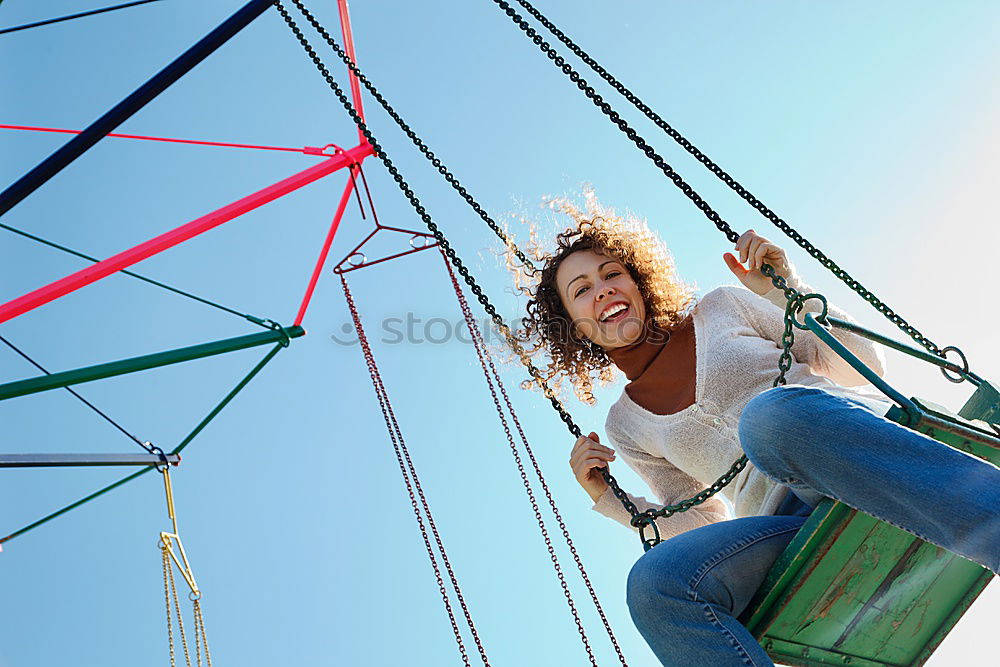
[723, 229, 792, 296]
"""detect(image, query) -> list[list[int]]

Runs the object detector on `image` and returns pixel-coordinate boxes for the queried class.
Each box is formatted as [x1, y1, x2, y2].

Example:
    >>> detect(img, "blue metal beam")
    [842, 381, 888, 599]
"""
[0, 0, 273, 217]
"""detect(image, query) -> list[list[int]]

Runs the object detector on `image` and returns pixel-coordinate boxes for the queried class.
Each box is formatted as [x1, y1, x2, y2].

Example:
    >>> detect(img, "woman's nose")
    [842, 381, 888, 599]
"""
[597, 285, 616, 300]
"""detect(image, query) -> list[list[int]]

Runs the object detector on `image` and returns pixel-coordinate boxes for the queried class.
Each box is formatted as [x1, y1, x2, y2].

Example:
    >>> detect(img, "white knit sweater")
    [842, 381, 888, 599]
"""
[592, 270, 891, 540]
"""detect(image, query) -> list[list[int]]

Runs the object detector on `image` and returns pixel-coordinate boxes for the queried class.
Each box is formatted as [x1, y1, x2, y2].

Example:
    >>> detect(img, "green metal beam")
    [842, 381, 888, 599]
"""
[0, 325, 304, 401]
[827, 316, 982, 384]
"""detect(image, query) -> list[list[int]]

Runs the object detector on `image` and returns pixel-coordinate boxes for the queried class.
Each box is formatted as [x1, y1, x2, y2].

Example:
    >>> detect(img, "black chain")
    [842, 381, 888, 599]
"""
[491, 0, 740, 245]
[285, 0, 536, 272]
[274, 0, 796, 549]
[500, 0, 946, 359]
[444, 255, 628, 666]
[342, 274, 491, 667]
[273, 1, 578, 434]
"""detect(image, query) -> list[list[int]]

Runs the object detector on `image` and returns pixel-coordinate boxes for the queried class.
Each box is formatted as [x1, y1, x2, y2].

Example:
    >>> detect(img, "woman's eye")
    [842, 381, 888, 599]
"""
[575, 285, 589, 297]
[606, 271, 621, 279]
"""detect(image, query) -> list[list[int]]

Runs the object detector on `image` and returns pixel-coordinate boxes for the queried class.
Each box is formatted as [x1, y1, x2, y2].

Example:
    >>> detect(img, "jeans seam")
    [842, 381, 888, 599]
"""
[679, 522, 803, 666]
[700, 601, 759, 667]
[687, 523, 804, 592]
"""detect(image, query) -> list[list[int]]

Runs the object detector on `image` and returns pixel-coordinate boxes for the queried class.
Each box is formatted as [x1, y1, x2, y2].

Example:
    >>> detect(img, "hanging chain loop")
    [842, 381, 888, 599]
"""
[443, 254, 628, 666]
[340, 273, 491, 667]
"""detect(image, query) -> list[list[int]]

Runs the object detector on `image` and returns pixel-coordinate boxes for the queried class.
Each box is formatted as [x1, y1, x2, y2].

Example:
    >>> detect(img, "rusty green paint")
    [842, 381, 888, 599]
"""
[958, 380, 1000, 425]
[739, 396, 999, 666]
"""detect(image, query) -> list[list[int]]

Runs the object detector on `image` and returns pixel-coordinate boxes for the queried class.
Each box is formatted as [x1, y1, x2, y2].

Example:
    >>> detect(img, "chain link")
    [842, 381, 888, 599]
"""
[163, 547, 177, 667]
[444, 255, 628, 666]
[340, 274, 490, 667]
[193, 600, 213, 667]
[163, 544, 193, 667]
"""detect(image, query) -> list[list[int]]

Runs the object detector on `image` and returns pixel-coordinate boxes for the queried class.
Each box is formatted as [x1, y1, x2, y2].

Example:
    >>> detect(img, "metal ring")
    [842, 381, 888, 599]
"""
[635, 516, 660, 552]
[148, 443, 170, 472]
[189, 590, 202, 602]
[409, 235, 428, 249]
[789, 293, 829, 331]
[939, 346, 969, 384]
[262, 319, 291, 348]
[347, 252, 366, 267]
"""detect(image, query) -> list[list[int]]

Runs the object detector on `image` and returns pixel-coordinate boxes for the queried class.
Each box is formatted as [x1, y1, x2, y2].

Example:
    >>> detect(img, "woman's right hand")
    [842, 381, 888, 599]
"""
[570, 432, 615, 502]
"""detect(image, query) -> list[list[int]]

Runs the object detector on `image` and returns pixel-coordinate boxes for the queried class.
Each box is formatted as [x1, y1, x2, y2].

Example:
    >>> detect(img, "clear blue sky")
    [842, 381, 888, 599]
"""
[1, 1, 997, 665]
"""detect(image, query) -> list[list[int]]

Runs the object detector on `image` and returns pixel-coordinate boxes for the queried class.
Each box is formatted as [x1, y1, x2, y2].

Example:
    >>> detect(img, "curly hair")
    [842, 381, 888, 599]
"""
[508, 192, 697, 405]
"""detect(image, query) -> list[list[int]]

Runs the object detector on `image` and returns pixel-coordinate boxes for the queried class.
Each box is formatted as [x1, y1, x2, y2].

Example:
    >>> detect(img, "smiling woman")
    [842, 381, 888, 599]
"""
[513, 193, 695, 404]
[509, 191, 1000, 667]
[557, 251, 648, 349]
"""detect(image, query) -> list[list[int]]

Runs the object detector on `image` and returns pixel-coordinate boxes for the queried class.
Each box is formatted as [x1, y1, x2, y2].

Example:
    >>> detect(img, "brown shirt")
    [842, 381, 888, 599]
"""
[606, 316, 697, 415]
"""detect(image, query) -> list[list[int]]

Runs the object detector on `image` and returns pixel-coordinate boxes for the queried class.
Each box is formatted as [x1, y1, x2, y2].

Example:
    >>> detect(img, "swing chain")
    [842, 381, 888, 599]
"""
[494, 0, 949, 363]
[282, 0, 537, 273]
[273, 0, 582, 441]
[163, 547, 178, 667]
[275, 0, 871, 553]
[163, 544, 194, 667]
[610, 264, 808, 549]
[444, 258, 622, 667]
[275, 0, 788, 552]
[340, 275, 488, 667]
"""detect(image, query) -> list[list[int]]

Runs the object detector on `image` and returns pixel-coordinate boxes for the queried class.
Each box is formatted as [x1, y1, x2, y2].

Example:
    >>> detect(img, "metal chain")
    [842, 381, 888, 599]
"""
[444, 255, 625, 667]
[285, 0, 535, 271]
[193, 600, 212, 667]
[340, 274, 490, 667]
[274, 0, 774, 549]
[274, 1, 577, 436]
[195, 604, 203, 667]
[163, 547, 178, 667]
[444, 260, 631, 666]
[500, 0, 945, 359]
[164, 545, 193, 667]
[492, 0, 740, 244]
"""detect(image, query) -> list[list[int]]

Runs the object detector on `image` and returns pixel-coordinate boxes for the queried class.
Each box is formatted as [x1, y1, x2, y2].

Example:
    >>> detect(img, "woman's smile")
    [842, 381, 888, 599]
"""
[555, 248, 647, 350]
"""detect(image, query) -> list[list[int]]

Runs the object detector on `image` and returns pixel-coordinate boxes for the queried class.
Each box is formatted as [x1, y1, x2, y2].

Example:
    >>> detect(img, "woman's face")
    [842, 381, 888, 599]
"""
[554, 249, 647, 350]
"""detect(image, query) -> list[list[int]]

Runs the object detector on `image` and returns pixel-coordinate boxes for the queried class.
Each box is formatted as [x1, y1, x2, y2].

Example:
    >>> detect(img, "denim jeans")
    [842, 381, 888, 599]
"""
[626, 385, 1000, 666]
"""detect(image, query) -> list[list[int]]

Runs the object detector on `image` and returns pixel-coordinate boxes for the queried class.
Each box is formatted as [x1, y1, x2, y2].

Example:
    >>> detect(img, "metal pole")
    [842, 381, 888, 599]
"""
[0, 143, 373, 325]
[0, 325, 304, 401]
[337, 0, 367, 144]
[0, 1, 162, 37]
[0, 453, 181, 468]
[293, 175, 358, 326]
[0, 0, 273, 218]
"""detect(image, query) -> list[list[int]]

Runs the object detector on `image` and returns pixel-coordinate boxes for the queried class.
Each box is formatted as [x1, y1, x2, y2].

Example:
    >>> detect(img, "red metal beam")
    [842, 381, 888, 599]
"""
[337, 0, 367, 145]
[293, 172, 358, 326]
[0, 124, 328, 156]
[0, 142, 374, 324]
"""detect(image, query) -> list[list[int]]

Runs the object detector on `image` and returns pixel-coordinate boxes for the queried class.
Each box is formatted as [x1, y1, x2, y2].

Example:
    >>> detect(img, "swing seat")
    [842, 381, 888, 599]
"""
[739, 397, 1000, 667]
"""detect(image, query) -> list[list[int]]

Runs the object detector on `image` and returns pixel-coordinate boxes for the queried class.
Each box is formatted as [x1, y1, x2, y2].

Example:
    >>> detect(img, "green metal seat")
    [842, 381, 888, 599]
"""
[739, 394, 1000, 667]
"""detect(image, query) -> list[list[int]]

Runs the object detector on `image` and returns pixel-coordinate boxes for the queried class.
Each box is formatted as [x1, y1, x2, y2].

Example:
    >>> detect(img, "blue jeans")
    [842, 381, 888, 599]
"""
[626, 385, 1000, 666]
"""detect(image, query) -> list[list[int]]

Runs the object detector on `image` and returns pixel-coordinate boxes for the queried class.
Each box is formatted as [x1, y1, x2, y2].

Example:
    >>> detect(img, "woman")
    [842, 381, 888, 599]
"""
[513, 195, 999, 666]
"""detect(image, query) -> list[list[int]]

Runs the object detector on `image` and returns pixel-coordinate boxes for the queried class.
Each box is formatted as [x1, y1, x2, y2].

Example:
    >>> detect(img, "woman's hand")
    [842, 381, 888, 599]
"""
[723, 229, 792, 296]
[570, 431, 615, 502]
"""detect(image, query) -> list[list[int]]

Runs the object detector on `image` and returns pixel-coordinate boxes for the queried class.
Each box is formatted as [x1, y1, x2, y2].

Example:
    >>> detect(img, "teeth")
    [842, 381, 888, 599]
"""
[600, 303, 627, 322]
